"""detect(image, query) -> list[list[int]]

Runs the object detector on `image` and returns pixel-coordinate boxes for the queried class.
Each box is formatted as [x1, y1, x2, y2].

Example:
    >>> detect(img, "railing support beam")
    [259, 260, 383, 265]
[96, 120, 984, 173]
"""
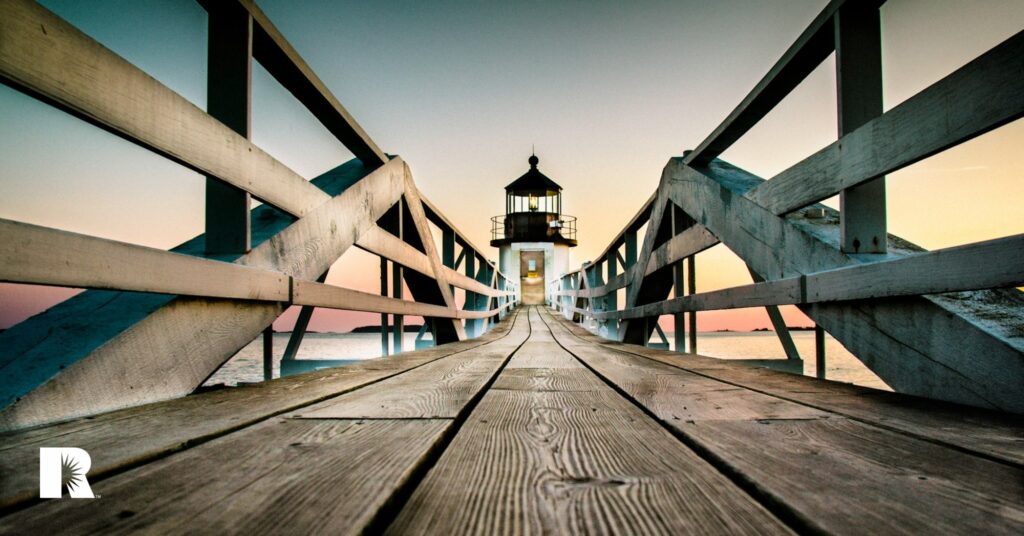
[205, 1, 252, 254]
[815, 325, 827, 379]
[836, 1, 886, 254]
[687, 254, 697, 354]
[392, 198, 405, 353]
[380, 256, 390, 356]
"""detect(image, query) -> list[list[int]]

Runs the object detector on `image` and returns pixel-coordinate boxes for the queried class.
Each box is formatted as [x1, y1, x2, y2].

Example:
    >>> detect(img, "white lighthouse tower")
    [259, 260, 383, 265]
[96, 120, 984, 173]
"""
[490, 155, 577, 305]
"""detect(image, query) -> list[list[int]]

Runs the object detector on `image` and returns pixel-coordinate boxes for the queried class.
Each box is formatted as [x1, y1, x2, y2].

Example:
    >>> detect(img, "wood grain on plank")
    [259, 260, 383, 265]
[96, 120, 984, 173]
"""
[549, 288, 1024, 466]
[0, 418, 450, 535]
[492, 368, 606, 392]
[295, 312, 530, 419]
[542, 309, 1024, 533]
[502, 340, 580, 369]
[0, 310, 521, 511]
[389, 309, 792, 534]
[390, 388, 791, 535]
[680, 418, 1024, 534]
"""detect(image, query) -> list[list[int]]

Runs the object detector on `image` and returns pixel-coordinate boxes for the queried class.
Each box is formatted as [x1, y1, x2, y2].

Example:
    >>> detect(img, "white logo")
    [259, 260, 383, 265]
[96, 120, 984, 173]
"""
[39, 448, 95, 499]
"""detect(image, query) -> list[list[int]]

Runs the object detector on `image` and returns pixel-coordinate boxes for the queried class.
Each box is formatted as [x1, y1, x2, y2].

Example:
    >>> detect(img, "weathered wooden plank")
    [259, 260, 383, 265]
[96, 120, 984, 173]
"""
[645, 224, 718, 276]
[296, 310, 530, 419]
[542, 310, 1024, 533]
[0, 216, 514, 320]
[591, 233, 1024, 319]
[390, 389, 793, 535]
[675, 358, 1024, 467]
[357, 226, 510, 298]
[231, 0, 388, 166]
[747, 30, 1024, 216]
[0, 310, 520, 512]
[0, 0, 327, 217]
[388, 310, 792, 534]
[457, 302, 513, 320]
[293, 279, 451, 318]
[296, 353, 506, 419]
[666, 158, 1024, 412]
[0, 218, 288, 301]
[541, 307, 823, 421]
[0, 159, 361, 429]
[549, 313, 1024, 466]
[358, 225, 433, 276]
[2, 309, 525, 527]
[596, 278, 803, 320]
[501, 340, 580, 369]
[0, 418, 450, 534]
[568, 270, 628, 299]
[491, 367, 606, 392]
[676, 418, 1024, 534]
[804, 233, 1024, 302]
[402, 172, 466, 340]
[0, 159, 406, 430]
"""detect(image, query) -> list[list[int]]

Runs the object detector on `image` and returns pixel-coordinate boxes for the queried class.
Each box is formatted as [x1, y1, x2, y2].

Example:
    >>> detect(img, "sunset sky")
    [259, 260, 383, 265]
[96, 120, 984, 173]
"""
[1, 0, 1022, 334]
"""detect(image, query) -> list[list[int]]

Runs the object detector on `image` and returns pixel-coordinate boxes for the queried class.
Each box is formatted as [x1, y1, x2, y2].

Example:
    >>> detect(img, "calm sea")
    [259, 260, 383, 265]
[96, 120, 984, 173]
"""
[205, 330, 890, 392]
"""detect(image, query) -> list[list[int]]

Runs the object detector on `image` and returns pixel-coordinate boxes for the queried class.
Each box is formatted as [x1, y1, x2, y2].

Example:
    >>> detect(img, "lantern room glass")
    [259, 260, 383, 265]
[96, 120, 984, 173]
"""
[506, 192, 561, 215]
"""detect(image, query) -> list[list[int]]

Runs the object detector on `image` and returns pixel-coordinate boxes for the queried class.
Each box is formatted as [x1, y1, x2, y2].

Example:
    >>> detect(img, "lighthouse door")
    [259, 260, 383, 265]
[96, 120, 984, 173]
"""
[520, 250, 545, 305]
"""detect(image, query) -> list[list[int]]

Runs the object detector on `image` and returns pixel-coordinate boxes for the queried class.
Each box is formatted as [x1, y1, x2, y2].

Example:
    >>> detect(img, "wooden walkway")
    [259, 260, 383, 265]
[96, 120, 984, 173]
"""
[1, 306, 1021, 534]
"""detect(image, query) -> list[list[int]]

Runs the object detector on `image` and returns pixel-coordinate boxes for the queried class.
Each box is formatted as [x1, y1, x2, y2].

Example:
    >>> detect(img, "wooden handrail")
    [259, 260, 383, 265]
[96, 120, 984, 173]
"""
[555, 233, 1024, 319]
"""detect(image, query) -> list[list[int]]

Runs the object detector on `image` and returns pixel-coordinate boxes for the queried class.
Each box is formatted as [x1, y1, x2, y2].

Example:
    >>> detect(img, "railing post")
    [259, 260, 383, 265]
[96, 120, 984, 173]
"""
[687, 255, 697, 354]
[262, 326, 273, 381]
[205, 1, 252, 254]
[442, 229, 455, 294]
[625, 231, 638, 270]
[392, 199, 404, 353]
[465, 250, 477, 337]
[836, 1, 886, 254]
[671, 206, 685, 353]
[281, 271, 328, 369]
[380, 256, 389, 356]
[607, 252, 619, 337]
[815, 325, 827, 379]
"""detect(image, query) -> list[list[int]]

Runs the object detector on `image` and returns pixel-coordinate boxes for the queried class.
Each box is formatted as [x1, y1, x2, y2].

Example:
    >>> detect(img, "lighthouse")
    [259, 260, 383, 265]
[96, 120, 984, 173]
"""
[490, 154, 577, 305]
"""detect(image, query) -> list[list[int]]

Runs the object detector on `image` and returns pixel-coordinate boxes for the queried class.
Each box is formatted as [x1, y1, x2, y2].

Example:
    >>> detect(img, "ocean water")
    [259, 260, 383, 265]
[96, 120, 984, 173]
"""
[664, 331, 890, 391]
[203, 333, 419, 387]
[205, 328, 890, 392]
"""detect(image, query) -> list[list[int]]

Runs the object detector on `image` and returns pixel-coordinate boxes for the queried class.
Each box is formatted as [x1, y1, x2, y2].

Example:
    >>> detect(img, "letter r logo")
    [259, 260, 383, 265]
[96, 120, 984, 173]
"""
[39, 448, 95, 499]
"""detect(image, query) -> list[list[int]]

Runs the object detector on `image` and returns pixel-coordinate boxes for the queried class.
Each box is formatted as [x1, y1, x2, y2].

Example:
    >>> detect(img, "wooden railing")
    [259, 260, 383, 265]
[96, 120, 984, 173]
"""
[550, 0, 1024, 413]
[0, 0, 515, 429]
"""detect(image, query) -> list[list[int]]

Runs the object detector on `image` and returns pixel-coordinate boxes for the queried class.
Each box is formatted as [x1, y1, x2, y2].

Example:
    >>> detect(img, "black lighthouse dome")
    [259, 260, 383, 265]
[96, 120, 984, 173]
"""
[490, 154, 577, 247]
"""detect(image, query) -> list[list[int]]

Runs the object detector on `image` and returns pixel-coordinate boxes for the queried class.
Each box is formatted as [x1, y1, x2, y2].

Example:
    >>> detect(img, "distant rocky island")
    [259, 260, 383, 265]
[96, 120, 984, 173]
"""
[349, 324, 424, 333]
[751, 326, 815, 332]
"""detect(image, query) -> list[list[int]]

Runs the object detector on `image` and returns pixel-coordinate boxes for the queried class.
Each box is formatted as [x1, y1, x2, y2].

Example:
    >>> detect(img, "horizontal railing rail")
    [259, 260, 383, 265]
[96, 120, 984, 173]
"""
[0, 0, 518, 429]
[549, 1, 1024, 414]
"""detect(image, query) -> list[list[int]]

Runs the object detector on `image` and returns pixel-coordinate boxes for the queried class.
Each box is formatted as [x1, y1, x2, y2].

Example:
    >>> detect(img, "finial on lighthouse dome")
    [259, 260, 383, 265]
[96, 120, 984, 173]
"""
[528, 154, 539, 168]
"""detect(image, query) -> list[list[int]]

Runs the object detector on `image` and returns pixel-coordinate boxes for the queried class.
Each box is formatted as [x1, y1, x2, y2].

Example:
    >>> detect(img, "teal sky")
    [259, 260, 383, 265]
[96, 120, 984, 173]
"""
[1, 0, 1022, 331]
